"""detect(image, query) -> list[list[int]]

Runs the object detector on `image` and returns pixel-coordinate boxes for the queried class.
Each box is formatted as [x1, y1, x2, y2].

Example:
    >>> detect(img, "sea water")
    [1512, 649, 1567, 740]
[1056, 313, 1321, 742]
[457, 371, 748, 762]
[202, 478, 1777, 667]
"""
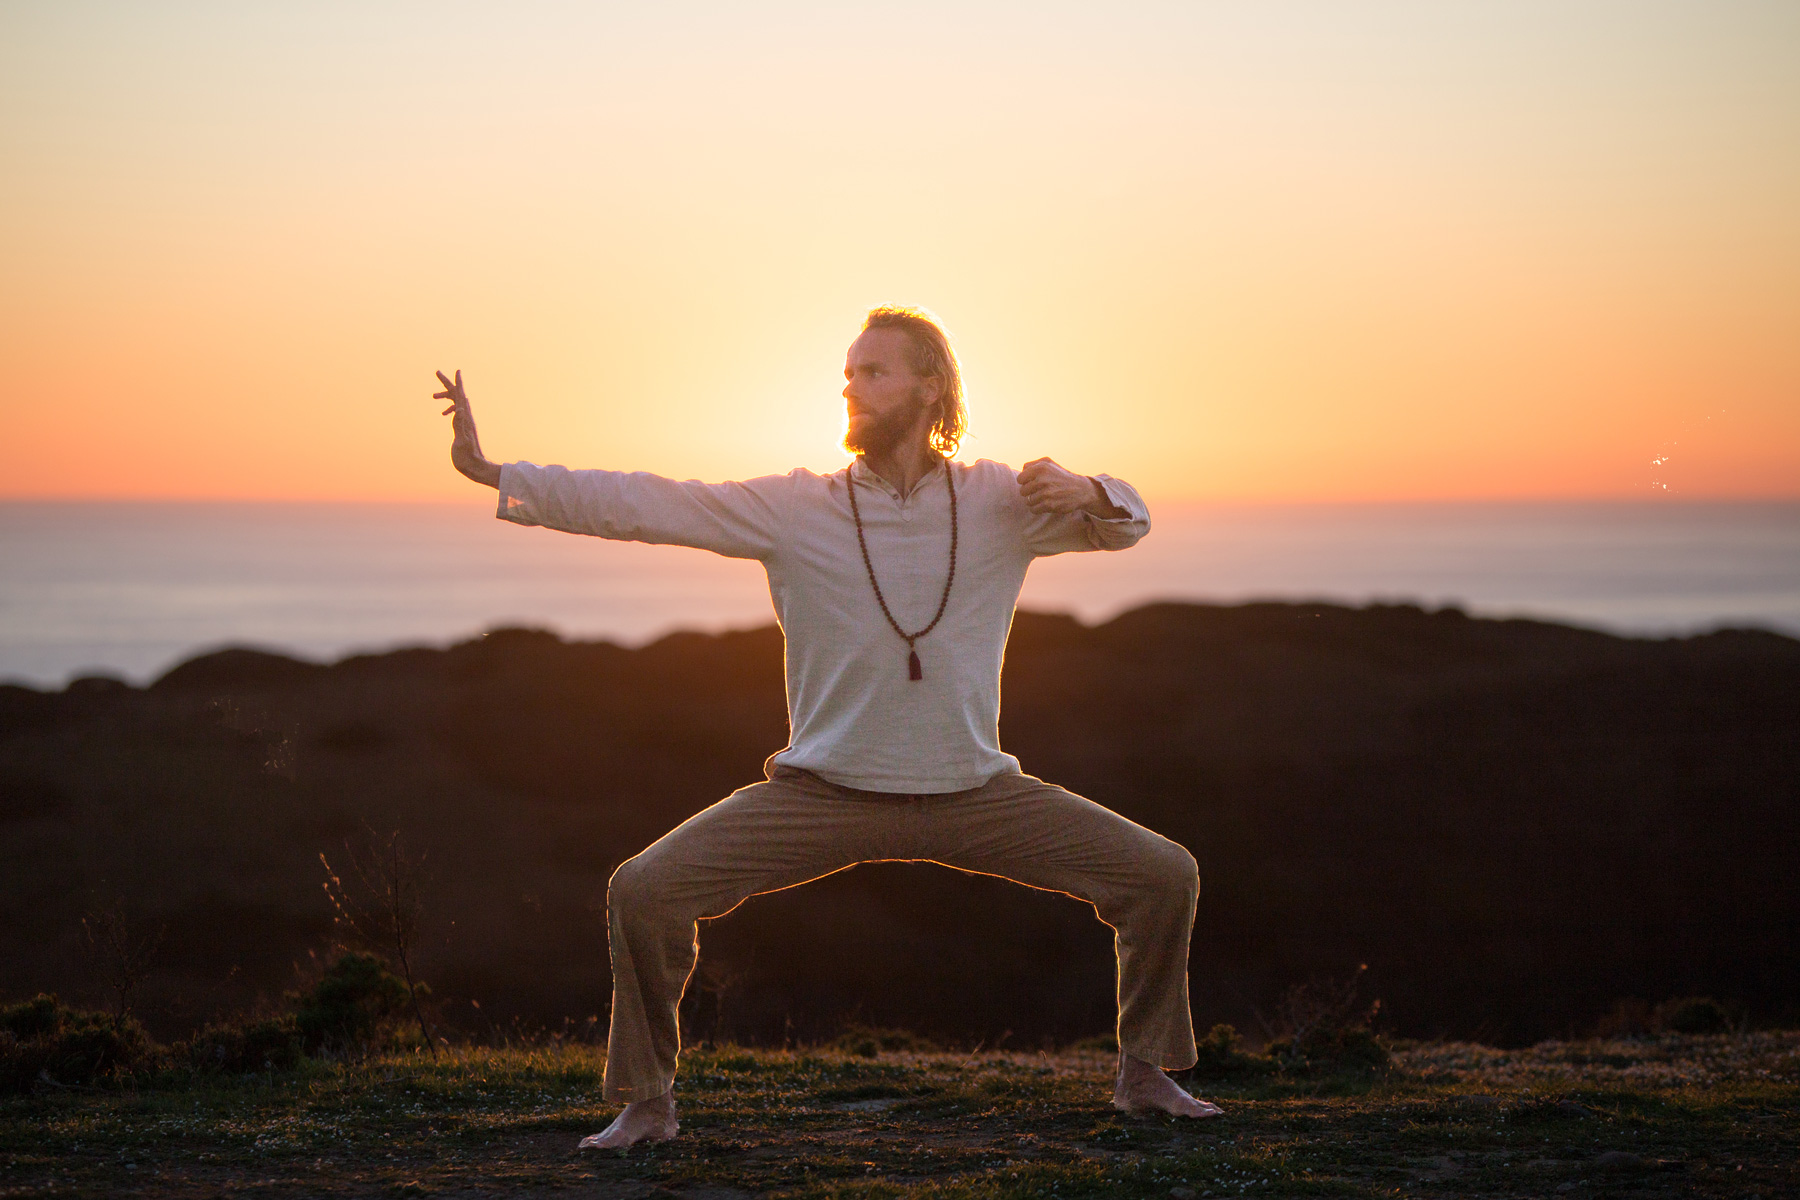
[2, 499, 1796, 688]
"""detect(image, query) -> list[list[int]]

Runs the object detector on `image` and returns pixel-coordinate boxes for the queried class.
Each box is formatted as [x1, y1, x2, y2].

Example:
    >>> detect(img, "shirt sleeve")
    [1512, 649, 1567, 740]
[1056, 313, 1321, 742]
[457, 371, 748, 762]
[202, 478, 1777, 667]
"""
[495, 461, 784, 561]
[1022, 474, 1151, 557]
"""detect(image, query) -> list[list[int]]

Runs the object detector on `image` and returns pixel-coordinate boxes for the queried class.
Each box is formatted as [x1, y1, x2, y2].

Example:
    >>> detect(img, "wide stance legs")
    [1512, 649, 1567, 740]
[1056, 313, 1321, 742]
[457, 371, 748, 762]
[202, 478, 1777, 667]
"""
[584, 768, 1211, 1148]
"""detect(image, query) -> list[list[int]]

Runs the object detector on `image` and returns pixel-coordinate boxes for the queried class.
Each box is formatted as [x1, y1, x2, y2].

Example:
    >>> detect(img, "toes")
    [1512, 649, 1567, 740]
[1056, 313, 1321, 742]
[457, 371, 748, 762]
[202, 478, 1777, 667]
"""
[1112, 1094, 1224, 1119]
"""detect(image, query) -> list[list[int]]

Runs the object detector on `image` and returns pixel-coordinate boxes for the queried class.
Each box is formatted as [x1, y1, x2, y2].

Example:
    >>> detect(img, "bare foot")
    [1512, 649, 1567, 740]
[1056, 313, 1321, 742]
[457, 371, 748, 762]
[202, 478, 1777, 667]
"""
[577, 1090, 679, 1151]
[1113, 1053, 1222, 1118]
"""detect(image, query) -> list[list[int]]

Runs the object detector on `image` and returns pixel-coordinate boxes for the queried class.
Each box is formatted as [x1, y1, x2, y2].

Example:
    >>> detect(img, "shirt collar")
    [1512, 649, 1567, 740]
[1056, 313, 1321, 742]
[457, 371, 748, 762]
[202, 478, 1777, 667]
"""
[849, 455, 948, 499]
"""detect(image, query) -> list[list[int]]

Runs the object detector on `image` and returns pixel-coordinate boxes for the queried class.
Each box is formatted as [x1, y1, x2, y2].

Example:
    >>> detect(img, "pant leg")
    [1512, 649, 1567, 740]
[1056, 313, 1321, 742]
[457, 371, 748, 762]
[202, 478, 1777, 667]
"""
[907, 774, 1201, 1070]
[603, 770, 899, 1101]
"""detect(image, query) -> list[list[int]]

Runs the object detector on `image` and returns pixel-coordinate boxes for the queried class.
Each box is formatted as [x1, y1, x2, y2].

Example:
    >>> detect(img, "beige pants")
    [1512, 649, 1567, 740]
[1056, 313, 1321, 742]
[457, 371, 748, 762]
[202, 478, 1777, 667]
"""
[602, 764, 1201, 1101]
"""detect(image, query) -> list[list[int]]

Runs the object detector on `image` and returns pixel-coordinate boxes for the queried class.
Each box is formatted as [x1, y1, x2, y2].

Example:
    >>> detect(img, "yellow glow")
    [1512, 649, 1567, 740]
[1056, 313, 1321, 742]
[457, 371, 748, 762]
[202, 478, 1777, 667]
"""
[1, 3, 1796, 501]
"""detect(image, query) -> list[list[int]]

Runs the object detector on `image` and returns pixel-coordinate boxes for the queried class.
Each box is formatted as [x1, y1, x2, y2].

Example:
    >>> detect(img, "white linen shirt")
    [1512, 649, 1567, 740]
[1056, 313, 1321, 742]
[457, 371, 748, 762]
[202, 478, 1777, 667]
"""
[496, 456, 1149, 793]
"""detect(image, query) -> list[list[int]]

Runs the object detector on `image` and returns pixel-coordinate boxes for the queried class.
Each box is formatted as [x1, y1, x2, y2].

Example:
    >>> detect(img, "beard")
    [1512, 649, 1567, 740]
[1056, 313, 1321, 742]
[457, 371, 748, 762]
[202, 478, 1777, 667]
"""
[844, 386, 932, 457]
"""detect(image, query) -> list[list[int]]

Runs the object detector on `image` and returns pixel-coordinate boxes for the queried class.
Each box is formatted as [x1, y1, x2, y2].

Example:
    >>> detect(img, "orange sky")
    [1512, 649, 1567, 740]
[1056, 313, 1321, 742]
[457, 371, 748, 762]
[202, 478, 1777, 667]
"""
[2, 2, 1796, 503]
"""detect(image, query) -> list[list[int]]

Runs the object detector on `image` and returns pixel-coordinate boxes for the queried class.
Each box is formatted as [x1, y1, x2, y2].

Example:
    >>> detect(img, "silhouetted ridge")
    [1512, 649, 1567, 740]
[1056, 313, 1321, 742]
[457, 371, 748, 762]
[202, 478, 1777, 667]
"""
[153, 646, 327, 691]
[2, 602, 1795, 1046]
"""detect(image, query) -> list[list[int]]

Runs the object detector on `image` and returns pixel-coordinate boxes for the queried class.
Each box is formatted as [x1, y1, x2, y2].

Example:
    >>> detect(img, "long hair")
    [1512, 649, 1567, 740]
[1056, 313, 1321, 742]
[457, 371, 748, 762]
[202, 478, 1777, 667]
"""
[861, 306, 967, 456]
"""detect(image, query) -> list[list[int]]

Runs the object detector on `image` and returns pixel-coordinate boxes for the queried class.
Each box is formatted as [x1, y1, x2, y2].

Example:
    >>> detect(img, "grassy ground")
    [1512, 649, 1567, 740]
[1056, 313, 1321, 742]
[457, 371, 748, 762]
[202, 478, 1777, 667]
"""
[3, 1033, 1796, 1198]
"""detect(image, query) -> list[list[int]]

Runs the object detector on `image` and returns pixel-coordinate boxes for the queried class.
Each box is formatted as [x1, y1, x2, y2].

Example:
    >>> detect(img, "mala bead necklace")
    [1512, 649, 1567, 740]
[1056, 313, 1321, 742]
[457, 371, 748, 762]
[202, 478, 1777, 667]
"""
[847, 460, 958, 681]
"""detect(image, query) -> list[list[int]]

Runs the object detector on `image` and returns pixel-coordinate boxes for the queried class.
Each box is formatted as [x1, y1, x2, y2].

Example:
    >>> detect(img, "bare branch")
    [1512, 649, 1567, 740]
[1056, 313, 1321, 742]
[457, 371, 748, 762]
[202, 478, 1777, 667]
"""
[318, 825, 438, 1059]
[80, 898, 165, 1029]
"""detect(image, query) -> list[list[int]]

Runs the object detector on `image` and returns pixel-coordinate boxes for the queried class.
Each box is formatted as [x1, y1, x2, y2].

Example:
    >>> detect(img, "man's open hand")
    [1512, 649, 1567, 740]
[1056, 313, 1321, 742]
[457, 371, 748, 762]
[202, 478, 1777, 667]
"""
[435, 369, 501, 488]
[1017, 457, 1127, 518]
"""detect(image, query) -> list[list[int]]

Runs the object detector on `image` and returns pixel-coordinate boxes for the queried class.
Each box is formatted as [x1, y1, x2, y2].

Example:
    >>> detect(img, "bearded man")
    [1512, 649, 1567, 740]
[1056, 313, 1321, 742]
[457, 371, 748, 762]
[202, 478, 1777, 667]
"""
[436, 306, 1219, 1149]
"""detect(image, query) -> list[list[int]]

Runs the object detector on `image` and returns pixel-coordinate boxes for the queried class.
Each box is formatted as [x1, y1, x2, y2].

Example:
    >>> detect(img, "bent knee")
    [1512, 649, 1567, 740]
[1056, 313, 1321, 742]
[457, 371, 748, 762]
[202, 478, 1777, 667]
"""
[607, 854, 662, 918]
[1151, 840, 1200, 901]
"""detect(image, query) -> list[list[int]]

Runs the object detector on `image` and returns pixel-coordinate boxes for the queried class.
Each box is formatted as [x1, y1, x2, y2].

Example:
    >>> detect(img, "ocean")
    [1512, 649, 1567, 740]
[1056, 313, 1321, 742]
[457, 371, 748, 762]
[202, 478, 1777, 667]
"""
[3, 499, 1797, 689]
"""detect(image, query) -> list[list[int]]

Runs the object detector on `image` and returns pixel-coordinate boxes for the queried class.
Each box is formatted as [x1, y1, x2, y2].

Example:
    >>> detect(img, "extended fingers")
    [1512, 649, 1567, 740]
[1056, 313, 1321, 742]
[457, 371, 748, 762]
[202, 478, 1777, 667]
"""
[434, 370, 468, 401]
[436, 369, 472, 422]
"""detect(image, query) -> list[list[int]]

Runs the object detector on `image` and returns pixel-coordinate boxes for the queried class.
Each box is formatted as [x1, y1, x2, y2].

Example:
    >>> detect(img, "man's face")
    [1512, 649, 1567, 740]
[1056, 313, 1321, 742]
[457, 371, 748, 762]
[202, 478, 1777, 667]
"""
[842, 327, 936, 456]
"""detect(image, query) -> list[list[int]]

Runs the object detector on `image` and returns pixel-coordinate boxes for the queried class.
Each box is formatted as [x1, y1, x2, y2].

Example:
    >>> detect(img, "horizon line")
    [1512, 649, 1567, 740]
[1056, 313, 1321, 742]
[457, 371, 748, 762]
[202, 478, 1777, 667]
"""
[4, 491, 1798, 507]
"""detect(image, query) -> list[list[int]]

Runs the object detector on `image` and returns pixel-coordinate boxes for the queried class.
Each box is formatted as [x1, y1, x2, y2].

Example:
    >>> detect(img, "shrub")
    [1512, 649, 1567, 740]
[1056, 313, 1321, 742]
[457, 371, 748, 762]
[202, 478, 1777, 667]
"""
[0, 994, 62, 1041]
[1189, 1023, 1277, 1080]
[292, 952, 415, 1054]
[1653, 996, 1731, 1035]
[0, 994, 163, 1092]
[830, 1024, 938, 1058]
[1593, 997, 1654, 1039]
[1267, 1025, 1390, 1072]
[1264, 968, 1391, 1073]
[187, 1015, 304, 1073]
[1594, 996, 1730, 1038]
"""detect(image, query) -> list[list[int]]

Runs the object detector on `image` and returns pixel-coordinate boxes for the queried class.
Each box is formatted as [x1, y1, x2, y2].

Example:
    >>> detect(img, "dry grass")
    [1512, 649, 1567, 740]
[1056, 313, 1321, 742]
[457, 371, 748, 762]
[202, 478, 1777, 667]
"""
[1, 1034, 1796, 1198]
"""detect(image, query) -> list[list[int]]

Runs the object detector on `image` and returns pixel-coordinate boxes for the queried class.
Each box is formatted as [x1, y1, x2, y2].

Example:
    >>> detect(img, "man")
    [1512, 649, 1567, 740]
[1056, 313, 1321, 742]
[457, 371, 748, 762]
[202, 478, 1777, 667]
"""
[436, 306, 1219, 1150]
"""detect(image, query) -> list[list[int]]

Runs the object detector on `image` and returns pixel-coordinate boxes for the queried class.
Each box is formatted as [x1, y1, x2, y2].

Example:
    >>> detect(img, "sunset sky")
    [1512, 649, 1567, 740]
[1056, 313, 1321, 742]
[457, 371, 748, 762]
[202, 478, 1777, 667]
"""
[3, 1, 1796, 503]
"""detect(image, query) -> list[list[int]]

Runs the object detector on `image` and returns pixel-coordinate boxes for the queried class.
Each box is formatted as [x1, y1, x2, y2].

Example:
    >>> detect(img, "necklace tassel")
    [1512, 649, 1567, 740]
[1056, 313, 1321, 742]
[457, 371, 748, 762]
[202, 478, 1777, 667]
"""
[908, 648, 922, 681]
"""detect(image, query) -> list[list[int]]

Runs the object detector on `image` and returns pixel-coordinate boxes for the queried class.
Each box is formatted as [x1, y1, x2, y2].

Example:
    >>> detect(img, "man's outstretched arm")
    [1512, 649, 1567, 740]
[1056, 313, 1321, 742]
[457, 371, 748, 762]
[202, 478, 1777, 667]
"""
[436, 369, 501, 488]
[431, 369, 781, 561]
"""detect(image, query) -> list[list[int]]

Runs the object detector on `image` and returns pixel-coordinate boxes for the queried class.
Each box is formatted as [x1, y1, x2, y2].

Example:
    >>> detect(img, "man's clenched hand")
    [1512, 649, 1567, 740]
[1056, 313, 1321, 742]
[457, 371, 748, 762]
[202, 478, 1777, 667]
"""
[1016, 457, 1128, 518]
[435, 369, 501, 489]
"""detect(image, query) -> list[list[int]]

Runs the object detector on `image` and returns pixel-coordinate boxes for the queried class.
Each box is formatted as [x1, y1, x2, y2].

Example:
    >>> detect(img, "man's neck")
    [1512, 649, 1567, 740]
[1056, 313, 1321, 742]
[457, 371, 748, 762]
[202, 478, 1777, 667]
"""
[860, 435, 943, 498]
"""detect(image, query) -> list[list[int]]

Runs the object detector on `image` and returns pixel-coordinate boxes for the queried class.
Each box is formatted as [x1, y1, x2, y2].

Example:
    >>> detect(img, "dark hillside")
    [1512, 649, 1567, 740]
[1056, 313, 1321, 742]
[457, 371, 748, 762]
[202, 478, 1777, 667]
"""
[1, 603, 1795, 1046]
